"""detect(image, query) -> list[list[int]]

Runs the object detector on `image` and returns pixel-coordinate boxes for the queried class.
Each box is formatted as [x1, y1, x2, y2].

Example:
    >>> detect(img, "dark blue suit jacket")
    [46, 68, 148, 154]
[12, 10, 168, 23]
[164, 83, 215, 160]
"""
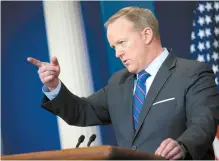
[42, 54, 219, 159]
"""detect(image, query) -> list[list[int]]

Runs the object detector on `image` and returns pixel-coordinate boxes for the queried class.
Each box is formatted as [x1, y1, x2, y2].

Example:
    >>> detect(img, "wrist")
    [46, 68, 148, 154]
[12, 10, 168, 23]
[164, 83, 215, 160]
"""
[177, 141, 191, 160]
[48, 79, 59, 91]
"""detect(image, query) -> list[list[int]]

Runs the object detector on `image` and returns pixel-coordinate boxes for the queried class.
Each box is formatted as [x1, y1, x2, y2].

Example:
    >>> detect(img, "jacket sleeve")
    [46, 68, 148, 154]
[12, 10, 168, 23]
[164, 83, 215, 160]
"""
[177, 63, 219, 159]
[41, 81, 111, 126]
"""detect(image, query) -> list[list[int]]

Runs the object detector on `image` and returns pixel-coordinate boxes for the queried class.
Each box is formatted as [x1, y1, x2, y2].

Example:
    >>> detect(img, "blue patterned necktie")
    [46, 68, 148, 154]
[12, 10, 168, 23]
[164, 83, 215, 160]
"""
[133, 70, 151, 129]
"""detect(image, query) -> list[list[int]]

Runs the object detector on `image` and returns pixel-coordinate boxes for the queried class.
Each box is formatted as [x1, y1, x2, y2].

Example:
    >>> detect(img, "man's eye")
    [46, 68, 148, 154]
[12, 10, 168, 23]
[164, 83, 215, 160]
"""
[111, 45, 115, 49]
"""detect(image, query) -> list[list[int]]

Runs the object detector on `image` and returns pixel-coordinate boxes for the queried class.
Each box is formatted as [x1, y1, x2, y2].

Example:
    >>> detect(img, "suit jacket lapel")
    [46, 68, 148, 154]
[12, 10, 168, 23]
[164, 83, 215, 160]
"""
[133, 54, 177, 140]
[119, 72, 135, 141]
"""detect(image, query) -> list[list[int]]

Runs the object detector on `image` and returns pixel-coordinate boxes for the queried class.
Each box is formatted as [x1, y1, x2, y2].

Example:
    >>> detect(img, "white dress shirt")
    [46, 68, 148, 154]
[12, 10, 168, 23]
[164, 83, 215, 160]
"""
[134, 48, 169, 95]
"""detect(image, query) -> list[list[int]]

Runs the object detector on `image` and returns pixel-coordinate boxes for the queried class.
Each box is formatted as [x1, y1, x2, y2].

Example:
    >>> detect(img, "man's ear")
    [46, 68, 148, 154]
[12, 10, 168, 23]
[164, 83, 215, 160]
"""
[141, 27, 153, 45]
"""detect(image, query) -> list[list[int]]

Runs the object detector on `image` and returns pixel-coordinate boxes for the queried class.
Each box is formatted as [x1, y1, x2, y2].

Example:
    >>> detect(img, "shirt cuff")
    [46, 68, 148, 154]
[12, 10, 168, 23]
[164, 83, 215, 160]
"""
[177, 141, 191, 159]
[42, 80, 61, 100]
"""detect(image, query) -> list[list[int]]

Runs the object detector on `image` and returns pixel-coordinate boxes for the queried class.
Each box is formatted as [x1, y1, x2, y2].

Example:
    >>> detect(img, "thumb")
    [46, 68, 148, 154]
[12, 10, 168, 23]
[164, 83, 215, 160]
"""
[51, 56, 59, 66]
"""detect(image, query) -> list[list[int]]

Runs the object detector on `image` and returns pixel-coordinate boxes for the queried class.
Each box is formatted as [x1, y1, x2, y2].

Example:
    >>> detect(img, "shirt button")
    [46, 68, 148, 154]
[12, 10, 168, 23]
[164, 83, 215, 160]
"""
[132, 145, 137, 150]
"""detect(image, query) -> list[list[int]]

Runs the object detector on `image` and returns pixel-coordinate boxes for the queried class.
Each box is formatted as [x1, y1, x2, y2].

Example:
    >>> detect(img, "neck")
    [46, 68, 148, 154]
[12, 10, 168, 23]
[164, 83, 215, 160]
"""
[143, 40, 163, 69]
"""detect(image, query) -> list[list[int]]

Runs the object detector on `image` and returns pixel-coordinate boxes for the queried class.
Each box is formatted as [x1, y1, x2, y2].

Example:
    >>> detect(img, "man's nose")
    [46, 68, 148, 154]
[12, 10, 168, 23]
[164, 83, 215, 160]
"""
[115, 49, 124, 58]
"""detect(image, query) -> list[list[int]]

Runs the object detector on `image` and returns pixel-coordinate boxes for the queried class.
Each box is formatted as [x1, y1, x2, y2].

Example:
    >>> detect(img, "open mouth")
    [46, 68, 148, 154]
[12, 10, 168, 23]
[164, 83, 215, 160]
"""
[123, 60, 127, 63]
[123, 60, 130, 66]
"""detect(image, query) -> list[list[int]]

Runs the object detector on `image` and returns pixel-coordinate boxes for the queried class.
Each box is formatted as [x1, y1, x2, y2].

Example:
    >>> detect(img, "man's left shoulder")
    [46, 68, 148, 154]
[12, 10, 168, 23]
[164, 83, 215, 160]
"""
[174, 56, 213, 74]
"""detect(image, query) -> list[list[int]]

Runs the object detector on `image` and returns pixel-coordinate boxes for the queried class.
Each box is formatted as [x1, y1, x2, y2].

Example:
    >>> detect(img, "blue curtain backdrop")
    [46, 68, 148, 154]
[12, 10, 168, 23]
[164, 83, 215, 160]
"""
[1, 1, 61, 155]
[154, 1, 196, 58]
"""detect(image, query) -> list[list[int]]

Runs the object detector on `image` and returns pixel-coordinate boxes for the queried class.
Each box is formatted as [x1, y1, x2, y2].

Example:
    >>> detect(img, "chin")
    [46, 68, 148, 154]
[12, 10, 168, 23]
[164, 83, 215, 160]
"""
[127, 66, 137, 74]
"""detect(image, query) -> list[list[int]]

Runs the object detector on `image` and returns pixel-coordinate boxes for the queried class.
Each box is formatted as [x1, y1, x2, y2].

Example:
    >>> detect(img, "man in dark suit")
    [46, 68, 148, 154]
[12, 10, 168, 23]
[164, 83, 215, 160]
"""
[28, 7, 219, 160]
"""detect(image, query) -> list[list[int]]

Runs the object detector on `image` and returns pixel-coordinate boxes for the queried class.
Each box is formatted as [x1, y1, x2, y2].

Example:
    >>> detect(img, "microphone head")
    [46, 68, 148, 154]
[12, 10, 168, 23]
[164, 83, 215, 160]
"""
[89, 134, 96, 141]
[78, 135, 85, 143]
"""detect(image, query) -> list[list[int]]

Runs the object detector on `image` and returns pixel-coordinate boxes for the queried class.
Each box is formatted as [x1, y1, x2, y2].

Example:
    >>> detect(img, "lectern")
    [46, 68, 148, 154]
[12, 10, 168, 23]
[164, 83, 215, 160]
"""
[1, 146, 164, 160]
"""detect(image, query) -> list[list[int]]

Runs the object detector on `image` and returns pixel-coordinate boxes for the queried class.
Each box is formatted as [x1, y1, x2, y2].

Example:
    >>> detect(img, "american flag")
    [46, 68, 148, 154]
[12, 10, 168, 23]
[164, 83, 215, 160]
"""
[190, 1, 219, 158]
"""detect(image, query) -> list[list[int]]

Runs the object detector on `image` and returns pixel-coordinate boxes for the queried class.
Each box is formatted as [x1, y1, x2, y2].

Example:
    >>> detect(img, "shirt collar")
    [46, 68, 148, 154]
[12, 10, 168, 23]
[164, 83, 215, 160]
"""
[137, 48, 169, 79]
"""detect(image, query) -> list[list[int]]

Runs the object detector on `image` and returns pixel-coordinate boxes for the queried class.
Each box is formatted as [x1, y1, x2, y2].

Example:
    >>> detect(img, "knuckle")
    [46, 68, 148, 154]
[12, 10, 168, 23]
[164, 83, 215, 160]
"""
[55, 66, 60, 72]
[167, 138, 172, 141]
[160, 143, 165, 148]
[47, 75, 54, 81]
[37, 69, 41, 74]
[50, 75, 54, 79]
[41, 66, 46, 72]
[167, 145, 173, 150]
[44, 76, 51, 83]
[45, 71, 49, 76]
[39, 75, 43, 80]
[39, 73, 44, 79]
[42, 77, 46, 83]
[38, 67, 43, 73]
[167, 153, 173, 158]
[170, 141, 176, 147]
[51, 67, 56, 72]
[161, 141, 167, 147]
[50, 70, 54, 75]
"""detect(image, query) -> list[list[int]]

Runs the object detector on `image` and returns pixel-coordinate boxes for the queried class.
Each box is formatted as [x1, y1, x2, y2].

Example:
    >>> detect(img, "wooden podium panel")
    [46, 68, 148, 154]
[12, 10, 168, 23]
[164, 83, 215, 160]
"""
[1, 146, 164, 160]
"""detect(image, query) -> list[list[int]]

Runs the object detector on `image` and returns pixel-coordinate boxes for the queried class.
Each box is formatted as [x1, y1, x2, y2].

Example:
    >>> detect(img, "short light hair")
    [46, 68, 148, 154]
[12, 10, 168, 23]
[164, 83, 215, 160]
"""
[104, 6, 160, 38]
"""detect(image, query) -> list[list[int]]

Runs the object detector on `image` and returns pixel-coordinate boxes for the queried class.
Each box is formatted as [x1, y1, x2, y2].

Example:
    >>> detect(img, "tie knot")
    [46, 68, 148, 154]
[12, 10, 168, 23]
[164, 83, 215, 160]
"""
[137, 70, 151, 83]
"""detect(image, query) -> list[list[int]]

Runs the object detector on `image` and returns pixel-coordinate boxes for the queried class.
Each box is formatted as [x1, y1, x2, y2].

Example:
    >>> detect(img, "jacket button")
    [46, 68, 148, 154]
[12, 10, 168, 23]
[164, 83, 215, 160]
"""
[132, 145, 137, 150]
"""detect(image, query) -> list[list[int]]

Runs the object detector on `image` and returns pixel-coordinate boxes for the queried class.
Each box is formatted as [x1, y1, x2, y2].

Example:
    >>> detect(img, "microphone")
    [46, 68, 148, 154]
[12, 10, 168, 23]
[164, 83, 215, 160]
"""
[75, 135, 85, 148]
[87, 134, 96, 147]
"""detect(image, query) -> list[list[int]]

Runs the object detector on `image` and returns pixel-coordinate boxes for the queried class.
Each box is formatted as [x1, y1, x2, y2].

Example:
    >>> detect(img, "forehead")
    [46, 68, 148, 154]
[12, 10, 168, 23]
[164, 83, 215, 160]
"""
[106, 18, 135, 40]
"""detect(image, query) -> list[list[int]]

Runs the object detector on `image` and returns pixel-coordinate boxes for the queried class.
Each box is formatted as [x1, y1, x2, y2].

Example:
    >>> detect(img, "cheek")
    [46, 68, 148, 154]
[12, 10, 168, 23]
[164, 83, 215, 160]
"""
[132, 44, 144, 58]
[126, 40, 144, 60]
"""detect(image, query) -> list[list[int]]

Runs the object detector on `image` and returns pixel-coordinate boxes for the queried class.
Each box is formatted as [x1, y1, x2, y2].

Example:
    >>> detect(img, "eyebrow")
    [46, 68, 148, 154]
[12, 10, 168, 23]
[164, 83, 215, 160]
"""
[110, 40, 123, 49]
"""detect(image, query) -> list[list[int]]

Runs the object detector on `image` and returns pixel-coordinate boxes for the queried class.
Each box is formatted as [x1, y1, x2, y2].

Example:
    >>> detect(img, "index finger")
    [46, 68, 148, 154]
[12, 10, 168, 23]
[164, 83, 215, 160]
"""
[27, 57, 42, 67]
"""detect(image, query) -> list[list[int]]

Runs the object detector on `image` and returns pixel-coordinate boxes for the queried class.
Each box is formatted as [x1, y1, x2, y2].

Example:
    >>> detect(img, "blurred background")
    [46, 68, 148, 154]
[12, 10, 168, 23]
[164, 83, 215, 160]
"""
[1, 0, 218, 156]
